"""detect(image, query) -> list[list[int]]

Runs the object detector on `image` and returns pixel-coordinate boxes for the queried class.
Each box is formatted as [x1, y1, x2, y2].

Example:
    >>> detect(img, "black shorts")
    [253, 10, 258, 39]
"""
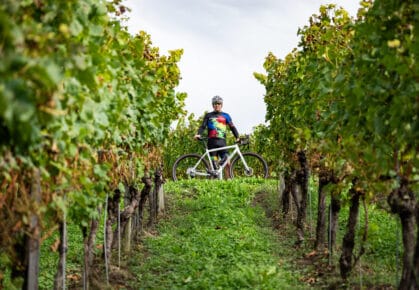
[208, 138, 228, 159]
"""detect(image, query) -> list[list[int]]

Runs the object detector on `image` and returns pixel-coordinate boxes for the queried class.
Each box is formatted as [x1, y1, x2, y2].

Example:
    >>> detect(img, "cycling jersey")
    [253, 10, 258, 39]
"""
[197, 111, 239, 140]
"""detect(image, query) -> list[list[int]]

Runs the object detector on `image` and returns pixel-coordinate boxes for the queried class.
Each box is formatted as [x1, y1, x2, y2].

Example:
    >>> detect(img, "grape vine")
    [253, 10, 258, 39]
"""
[0, 0, 185, 287]
[255, 0, 417, 287]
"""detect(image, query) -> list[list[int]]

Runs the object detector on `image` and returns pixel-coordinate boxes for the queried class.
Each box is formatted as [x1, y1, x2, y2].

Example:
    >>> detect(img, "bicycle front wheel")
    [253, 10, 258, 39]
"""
[230, 152, 268, 179]
[172, 154, 210, 181]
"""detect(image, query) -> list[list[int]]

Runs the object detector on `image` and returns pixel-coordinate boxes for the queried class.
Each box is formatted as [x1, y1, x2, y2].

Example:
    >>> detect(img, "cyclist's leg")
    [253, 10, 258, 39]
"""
[211, 138, 231, 179]
[208, 139, 220, 177]
[210, 152, 218, 169]
[221, 152, 231, 179]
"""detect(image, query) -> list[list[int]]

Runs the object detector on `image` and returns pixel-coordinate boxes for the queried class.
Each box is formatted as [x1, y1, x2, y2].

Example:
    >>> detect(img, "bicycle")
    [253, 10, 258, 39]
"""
[172, 136, 269, 181]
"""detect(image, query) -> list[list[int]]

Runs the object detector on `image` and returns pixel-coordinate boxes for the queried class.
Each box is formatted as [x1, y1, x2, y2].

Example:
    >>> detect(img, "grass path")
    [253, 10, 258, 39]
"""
[127, 179, 306, 289]
[37, 178, 398, 289]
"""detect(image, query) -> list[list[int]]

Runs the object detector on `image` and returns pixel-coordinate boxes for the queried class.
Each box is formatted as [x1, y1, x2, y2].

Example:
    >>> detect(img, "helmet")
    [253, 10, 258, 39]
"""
[212, 95, 223, 105]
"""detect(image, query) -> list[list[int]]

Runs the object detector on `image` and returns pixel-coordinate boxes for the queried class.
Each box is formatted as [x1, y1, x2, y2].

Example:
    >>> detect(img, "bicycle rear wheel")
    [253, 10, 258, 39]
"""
[230, 152, 268, 179]
[172, 154, 210, 181]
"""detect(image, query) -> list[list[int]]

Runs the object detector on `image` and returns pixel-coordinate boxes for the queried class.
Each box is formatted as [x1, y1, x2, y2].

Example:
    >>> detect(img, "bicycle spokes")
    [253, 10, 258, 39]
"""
[172, 154, 210, 181]
[230, 152, 268, 179]
[172, 140, 268, 181]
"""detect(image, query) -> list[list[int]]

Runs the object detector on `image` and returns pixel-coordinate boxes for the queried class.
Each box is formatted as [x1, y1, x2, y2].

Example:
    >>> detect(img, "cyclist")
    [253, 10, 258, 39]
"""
[194, 95, 240, 178]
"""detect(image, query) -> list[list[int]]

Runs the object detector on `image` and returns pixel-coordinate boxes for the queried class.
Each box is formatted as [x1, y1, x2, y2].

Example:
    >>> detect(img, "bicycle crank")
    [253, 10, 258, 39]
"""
[186, 168, 196, 177]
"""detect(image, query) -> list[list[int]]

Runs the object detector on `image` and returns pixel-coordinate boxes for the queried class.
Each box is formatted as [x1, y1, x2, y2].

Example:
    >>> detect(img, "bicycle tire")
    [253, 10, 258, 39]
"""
[230, 152, 269, 179]
[172, 153, 211, 181]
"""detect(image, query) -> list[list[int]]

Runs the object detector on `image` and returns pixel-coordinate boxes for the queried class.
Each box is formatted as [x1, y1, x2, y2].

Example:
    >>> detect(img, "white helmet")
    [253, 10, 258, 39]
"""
[212, 95, 223, 105]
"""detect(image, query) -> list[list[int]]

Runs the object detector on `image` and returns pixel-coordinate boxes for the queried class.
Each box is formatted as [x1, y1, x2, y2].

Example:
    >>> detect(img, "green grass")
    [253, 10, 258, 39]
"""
[34, 177, 400, 289]
[128, 178, 399, 289]
[39, 212, 107, 289]
[334, 200, 400, 287]
[39, 223, 85, 289]
[128, 179, 303, 289]
[283, 177, 400, 288]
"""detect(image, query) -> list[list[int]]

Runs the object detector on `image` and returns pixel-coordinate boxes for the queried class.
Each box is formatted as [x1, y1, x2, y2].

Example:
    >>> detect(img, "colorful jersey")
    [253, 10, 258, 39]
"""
[197, 111, 239, 140]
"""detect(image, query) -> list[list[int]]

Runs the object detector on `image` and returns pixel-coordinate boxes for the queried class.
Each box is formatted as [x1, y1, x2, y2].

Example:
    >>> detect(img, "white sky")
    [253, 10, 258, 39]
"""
[122, 0, 361, 134]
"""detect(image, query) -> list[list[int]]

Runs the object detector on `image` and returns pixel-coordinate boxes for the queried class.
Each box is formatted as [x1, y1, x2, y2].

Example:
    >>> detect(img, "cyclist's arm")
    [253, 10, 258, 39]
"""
[225, 113, 240, 140]
[196, 113, 209, 139]
[230, 125, 239, 140]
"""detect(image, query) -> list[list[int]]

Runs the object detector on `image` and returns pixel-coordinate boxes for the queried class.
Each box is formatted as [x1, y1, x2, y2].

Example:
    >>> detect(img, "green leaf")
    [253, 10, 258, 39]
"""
[70, 19, 83, 36]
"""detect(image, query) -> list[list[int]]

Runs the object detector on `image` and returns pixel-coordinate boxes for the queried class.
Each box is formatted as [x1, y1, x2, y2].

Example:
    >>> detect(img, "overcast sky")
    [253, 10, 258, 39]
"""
[122, 0, 361, 134]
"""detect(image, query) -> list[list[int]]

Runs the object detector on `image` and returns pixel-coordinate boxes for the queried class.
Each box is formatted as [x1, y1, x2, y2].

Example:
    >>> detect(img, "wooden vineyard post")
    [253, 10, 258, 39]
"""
[124, 217, 132, 253]
[25, 168, 41, 290]
[53, 220, 67, 290]
[149, 167, 163, 227]
[156, 166, 164, 215]
[123, 184, 132, 253]
[153, 169, 159, 219]
[157, 182, 165, 215]
[138, 175, 152, 233]
[148, 177, 156, 228]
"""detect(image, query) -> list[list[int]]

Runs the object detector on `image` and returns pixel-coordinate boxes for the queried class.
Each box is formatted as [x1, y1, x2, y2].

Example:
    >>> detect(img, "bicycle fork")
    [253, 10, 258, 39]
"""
[236, 150, 253, 176]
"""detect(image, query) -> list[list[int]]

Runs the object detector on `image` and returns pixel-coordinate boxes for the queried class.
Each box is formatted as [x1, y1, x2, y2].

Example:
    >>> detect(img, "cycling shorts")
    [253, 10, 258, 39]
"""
[208, 138, 228, 159]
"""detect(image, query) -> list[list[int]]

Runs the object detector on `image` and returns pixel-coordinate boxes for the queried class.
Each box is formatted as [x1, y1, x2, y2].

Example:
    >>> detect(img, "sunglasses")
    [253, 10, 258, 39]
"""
[213, 102, 222, 105]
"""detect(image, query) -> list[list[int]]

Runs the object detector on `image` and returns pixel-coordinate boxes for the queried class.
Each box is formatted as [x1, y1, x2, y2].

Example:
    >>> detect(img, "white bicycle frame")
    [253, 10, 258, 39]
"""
[187, 143, 251, 179]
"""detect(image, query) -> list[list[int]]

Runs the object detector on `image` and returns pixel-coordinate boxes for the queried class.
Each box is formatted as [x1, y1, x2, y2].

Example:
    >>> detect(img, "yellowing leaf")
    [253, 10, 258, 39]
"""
[387, 39, 400, 48]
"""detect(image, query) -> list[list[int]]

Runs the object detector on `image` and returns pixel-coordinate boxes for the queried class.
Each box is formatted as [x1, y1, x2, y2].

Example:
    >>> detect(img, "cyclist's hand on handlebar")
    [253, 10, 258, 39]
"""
[194, 134, 202, 140]
[235, 137, 241, 143]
